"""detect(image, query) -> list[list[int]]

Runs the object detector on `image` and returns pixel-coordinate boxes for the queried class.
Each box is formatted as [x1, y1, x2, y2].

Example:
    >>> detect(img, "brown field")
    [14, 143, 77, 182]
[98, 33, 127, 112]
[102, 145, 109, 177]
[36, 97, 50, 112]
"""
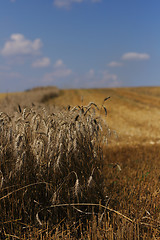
[48, 87, 160, 145]
[0, 86, 160, 239]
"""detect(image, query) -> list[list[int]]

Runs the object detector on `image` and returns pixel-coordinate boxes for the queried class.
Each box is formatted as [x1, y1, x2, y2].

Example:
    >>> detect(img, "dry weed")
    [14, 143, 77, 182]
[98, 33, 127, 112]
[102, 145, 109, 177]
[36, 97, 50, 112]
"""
[0, 101, 108, 238]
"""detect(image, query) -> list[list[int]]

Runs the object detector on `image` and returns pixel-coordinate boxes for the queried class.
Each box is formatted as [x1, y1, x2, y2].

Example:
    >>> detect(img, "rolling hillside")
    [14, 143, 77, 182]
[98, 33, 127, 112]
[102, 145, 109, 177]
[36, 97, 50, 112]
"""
[47, 87, 160, 145]
[0, 86, 160, 145]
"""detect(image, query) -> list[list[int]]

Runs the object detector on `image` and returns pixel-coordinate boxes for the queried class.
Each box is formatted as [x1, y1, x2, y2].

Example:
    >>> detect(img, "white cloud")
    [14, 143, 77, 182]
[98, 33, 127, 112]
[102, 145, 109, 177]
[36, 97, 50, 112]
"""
[43, 59, 72, 83]
[122, 52, 150, 61]
[101, 70, 119, 86]
[46, 68, 72, 79]
[32, 57, 51, 68]
[54, 59, 64, 68]
[53, 0, 101, 8]
[44, 69, 72, 82]
[54, 0, 82, 8]
[93, 70, 120, 88]
[1, 34, 42, 57]
[86, 69, 95, 78]
[108, 61, 123, 67]
[72, 69, 120, 88]
[86, 69, 119, 87]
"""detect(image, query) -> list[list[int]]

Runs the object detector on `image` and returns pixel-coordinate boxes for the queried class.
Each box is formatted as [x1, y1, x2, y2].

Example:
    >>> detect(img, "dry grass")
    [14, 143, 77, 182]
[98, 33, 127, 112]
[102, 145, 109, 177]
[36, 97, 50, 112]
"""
[48, 87, 160, 145]
[0, 86, 160, 239]
[0, 100, 109, 239]
[103, 144, 160, 239]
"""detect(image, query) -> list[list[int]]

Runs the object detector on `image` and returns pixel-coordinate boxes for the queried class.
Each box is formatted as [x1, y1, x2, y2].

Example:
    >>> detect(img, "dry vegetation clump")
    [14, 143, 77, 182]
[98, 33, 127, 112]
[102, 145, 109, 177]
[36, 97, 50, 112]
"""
[0, 102, 108, 238]
[0, 86, 59, 114]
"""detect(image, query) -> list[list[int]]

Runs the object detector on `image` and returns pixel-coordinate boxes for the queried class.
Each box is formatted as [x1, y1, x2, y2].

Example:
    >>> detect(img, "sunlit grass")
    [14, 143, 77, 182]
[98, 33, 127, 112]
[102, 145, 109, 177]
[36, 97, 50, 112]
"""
[0, 86, 160, 239]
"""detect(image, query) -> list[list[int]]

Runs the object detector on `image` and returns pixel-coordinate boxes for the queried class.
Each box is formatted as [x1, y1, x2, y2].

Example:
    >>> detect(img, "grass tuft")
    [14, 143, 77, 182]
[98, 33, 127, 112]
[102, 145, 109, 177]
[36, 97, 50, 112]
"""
[0, 102, 108, 238]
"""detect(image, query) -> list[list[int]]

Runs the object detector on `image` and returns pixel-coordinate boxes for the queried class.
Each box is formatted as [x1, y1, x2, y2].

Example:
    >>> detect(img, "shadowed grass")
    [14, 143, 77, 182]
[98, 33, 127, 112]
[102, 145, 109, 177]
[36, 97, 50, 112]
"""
[0, 102, 109, 238]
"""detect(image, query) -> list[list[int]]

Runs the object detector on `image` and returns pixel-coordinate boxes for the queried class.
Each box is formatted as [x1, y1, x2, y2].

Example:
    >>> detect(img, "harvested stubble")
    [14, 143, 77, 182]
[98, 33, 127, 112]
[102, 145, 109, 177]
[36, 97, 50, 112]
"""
[0, 103, 108, 238]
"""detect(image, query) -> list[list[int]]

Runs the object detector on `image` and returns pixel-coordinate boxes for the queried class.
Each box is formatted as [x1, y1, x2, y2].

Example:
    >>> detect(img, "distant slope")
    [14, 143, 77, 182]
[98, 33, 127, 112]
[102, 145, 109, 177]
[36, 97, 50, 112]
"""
[47, 87, 160, 145]
[0, 86, 160, 145]
[0, 86, 59, 113]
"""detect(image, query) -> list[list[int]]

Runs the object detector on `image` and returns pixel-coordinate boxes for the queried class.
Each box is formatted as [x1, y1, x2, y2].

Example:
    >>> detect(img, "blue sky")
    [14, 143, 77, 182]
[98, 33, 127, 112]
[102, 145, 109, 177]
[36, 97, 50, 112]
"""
[0, 0, 160, 92]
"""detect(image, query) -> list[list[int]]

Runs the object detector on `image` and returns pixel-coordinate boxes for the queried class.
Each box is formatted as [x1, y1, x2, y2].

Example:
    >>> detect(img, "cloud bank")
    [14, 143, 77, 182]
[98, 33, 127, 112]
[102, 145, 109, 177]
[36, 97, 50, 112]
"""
[108, 61, 123, 67]
[1, 34, 42, 56]
[53, 0, 101, 8]
[32, 57, 51, 68]
[43, 59, 72, 83]
[122, 52, 150, 61]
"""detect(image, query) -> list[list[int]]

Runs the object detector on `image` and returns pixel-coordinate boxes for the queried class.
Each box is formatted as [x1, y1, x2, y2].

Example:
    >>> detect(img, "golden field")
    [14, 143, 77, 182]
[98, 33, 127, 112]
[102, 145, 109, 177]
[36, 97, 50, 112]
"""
[1, 86, 160, 145]
[48, 87, 160, 145]
[0, 86, 160, 239]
